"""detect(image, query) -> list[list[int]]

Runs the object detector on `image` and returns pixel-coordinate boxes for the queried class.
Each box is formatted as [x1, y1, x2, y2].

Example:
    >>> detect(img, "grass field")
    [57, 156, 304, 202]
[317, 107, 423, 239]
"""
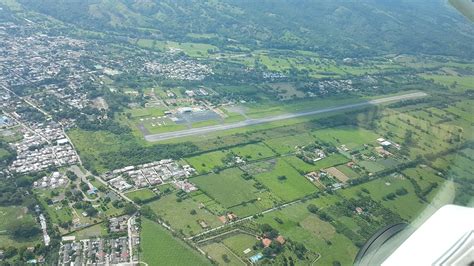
[147, 194, 221, 236]
[191, 191, 226, 214]
[420, 73, 474, 92]
[312, 126, 379, 150]
[192, 168, 260, 208]
[254, 202, 358, 265]
[283, 154, 350, 174]
[222, 233, 258, 258]
[125, 188, 157, 202]
[70, 223, 108, 239]
[186, 150, 228, 174]
[264, 133, 316, 154]
[0, 206, 40, 248]
[339, 175, 432, 221]
[230, 143, 276, 161]
[201, 242, 243, 265]
[140, 218, 210, 265]
[402, 166, 446, 201]
[135, 39, 218, 57]
[253, 159, 317, 201]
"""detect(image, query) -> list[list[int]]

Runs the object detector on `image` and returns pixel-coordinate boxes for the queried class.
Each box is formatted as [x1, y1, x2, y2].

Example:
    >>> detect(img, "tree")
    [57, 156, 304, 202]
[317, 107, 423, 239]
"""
[222, 254, 230, 263]
[307, 204, 318, 214]
[123, 203, 138, 215]
[85, 206, 98, 217]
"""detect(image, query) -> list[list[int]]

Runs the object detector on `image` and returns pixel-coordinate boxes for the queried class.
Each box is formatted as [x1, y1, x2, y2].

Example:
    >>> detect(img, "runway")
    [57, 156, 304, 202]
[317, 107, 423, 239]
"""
[145, 92, 428, 142]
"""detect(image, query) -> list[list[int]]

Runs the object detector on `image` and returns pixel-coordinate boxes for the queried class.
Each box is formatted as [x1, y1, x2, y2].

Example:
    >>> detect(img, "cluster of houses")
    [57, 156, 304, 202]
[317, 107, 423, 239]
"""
[0, 22, 91, 110]
[144, 59, 213, 81]
[108, 215, 129, 233]
[262, 71, 287, 80]
[173, 180, 198, 193]
[184, 87, 209, 97]
[104, 159, 196, 192]
[303, 79, 356, 97]
[33, 171, 69, 189]
[8, 124, 78, 173]
[297, 146, 326, 163]
[58, 237, 130, 265]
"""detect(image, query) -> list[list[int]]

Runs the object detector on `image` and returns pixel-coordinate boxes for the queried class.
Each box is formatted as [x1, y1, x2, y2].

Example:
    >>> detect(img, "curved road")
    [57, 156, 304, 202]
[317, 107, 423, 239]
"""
[145, 92, 427, 142]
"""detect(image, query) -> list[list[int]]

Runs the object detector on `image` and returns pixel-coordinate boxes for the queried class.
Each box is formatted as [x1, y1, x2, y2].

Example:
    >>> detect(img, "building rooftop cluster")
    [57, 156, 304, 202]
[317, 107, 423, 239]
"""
[0, 22, 92, 109]
[8, 123, 79, 174]
[297, 146, 326, 162]
[58, 237, 131, 266]
[108, 215, 129, 233]
[104, 159, 196, 192]
[33, 171, 69, 189]
[144, 59, 213, 81]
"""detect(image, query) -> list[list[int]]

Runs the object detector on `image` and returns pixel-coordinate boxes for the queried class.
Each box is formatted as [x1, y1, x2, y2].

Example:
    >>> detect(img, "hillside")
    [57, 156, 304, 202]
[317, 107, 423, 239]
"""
[4, 0, 474, 58]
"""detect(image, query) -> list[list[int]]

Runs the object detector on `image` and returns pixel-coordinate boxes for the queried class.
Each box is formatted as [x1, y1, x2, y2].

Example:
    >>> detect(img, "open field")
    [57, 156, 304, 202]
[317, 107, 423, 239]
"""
[222, 233, 258, 258]
[192, 168, 260, 208]
[339, 176, 434, 221]
[254, 202, 358, 265]
[125, 188, 157, 202]
[70, 223, 108, 240]
[140, 219, 210, 265]
[313, 126, 379, 150]
[185, 150, 228, 174]
[201, 242, 243, 266]
[147, 194, 221, 236]
[230, 143, 276, 161]
[135, 39, 218, 57]
[264, 133, 316, 154]
[0, 206, 40, 248]
[145, 92, 427, 142]
[253, 159, 317, 201]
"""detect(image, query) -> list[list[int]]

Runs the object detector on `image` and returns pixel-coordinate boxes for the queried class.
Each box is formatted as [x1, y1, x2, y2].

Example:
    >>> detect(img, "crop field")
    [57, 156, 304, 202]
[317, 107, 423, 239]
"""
[192, 168, 260, 208]
[252, 159, 317, 201]
[147, 194, 221, 236]
[140, 219, 210, 266]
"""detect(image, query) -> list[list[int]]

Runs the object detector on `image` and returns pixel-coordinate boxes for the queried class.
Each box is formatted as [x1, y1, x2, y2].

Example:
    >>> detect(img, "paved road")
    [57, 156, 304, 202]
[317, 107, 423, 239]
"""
[145, 92, 427, 142]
